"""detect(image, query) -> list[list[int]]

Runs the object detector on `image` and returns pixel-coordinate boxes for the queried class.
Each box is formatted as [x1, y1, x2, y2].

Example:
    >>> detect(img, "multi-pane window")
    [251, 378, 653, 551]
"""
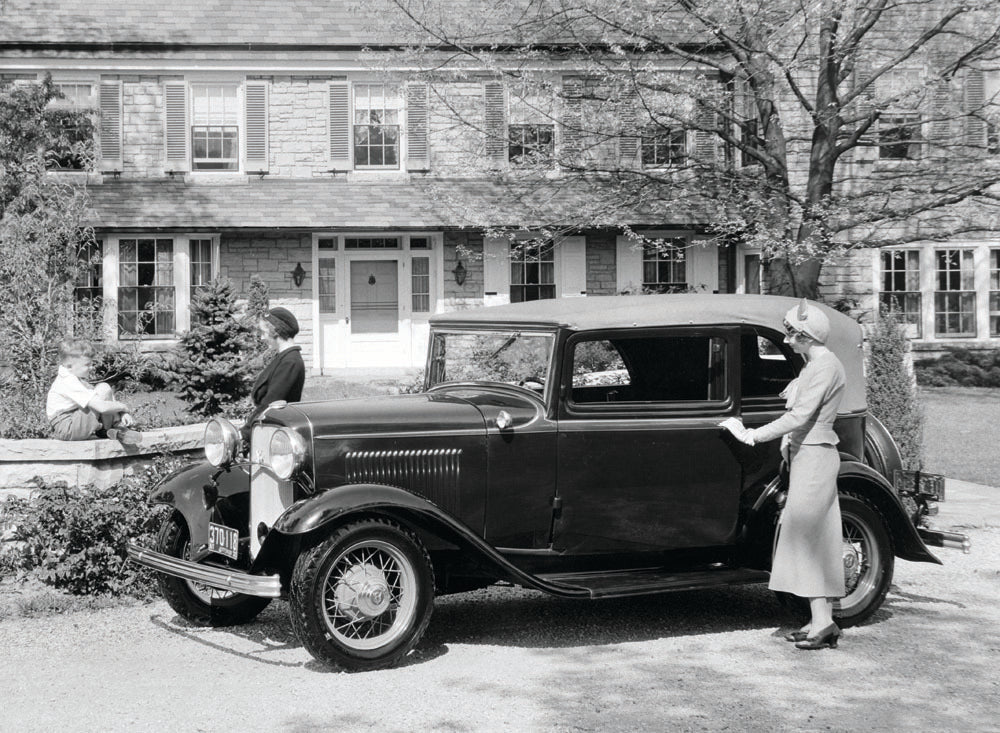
[191, 84, 239, 171]
[880, 250, 922, 336]
[641, 126, 686, 167]
[118, 238, 175, 337]
[75, 239, 103, 308]
[49, 82, 95, 170]
[189, 239, 213, 301]
[412, 257, 430, 312]
[508, 124, 554, 167]
[879, 114, 922, 160]
[318, 258, 336, 313]
[642, 239, 687, 293]
[344, 237, 400, 249]
[934, 249, 976, 336]
[510, 241, 555, 302]
[990, 250, 1000, 336]
[353, 84, 401, 168]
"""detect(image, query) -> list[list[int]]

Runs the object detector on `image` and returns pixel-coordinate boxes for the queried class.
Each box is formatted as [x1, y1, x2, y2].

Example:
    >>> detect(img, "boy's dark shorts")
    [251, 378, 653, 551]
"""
[50, 408, 102, 441]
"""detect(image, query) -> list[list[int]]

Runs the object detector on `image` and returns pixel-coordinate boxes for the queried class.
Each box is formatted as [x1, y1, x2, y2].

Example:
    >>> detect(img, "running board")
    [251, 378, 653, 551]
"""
[536, 566, 770, 599]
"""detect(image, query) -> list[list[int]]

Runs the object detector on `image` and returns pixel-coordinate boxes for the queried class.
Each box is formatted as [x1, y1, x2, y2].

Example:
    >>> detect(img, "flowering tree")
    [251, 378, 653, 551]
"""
[0, 76, 97, 437]
[382, 0, 1000, 297]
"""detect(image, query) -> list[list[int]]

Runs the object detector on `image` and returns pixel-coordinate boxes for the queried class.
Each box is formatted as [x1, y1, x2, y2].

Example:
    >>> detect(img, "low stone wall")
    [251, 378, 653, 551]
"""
[0, 424, 206, 502]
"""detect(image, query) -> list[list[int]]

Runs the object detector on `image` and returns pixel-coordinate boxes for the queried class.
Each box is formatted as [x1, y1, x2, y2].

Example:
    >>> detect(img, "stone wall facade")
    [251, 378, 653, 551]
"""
[586, 232, 617, 295]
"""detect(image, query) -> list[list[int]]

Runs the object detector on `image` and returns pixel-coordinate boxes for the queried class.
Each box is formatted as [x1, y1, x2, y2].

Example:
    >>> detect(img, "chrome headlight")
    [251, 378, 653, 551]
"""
[204, 418, 240, 467]
[269, 428, 307, 480]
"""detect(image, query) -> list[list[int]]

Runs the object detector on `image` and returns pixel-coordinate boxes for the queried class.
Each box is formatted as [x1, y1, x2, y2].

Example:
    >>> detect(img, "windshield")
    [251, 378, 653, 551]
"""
[427, 329, 556, 390]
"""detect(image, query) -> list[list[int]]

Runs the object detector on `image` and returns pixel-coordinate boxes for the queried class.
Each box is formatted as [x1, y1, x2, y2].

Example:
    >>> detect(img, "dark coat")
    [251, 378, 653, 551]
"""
[242, 345, 305, 441]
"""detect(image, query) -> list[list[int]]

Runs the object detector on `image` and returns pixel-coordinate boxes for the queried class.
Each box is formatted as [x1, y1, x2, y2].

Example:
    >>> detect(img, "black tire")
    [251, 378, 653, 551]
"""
[288, 518, 435, 672]
[155, 511, 271, 627]
[835, 493, 894, 627]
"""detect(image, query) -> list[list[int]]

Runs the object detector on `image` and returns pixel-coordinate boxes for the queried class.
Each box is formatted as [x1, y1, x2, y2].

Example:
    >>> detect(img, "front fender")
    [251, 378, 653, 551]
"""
[837, 461, 941, 565]
[263, 483, 588, 598]
[149, 460, 251, 551]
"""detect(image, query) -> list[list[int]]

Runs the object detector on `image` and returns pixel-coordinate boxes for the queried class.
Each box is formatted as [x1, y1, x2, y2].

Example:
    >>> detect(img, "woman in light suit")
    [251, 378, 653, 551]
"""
[722, 300, 846, 650]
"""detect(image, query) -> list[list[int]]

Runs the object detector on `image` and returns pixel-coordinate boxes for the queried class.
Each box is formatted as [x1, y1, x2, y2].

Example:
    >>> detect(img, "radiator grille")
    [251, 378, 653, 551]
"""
[345, 448, 462, 510]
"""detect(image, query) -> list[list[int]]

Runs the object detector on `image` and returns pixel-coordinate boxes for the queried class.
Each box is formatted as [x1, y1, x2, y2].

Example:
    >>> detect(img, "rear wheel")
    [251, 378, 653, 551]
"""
[288, 518, 434, 671]
[775, 493, 894, 628]
[155, 512, 271, 626]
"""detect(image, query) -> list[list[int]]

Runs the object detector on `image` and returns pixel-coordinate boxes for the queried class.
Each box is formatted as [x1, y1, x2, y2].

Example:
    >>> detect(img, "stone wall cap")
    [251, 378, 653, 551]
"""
[0, 423, 206, 462]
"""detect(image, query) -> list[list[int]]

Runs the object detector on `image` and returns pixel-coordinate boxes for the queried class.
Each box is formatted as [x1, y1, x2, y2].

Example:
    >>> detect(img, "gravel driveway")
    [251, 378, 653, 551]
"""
[1, 500, 998, 732]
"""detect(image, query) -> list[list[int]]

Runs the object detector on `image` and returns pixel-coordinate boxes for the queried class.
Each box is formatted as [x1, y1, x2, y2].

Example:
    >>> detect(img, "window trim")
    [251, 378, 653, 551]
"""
[878, 112, 923, 160]
[934, 248, 977, 337]
[560, 326, 737, 419]
[352, 82, 403, 170]
[640, 124, 687, 168]
[189, 82, 241, 172]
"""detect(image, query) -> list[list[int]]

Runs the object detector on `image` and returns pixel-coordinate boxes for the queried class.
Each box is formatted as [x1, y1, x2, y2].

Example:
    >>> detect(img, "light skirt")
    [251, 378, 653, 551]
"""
[768, 443, 844, 599]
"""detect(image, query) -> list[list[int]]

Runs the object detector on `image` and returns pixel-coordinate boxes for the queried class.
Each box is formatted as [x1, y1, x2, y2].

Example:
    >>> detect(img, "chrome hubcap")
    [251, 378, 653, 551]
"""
[322, 539, 417, 651]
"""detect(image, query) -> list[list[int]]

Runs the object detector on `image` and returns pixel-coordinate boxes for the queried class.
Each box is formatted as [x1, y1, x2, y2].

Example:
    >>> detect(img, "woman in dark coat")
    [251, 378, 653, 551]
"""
[241, 307, 306, 443]
[721, 300, 846, 650]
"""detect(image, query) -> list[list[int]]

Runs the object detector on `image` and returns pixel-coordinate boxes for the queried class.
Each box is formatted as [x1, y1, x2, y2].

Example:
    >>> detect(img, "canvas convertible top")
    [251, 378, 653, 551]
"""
[430, 294, 867, 414]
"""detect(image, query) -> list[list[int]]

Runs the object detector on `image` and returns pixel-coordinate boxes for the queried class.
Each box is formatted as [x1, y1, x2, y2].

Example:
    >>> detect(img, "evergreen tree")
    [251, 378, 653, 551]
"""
[172, 278, 260, 417]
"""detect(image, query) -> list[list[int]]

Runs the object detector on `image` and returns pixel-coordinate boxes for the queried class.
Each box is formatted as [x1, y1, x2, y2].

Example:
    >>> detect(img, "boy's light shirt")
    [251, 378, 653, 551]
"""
[45, 365, 96, 420]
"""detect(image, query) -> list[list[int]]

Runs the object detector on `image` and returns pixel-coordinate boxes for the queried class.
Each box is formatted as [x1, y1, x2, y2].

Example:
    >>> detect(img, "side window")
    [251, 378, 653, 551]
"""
[569, 333, 727, 406]
[740, 328, 798, 404]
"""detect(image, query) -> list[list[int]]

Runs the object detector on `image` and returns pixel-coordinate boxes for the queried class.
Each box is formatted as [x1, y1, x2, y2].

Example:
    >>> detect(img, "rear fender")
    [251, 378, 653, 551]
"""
[837, 461, 941, 565]
[257, 483, 588, 598]
[863, 414, 904, 482]
[149, 460, 251, 550]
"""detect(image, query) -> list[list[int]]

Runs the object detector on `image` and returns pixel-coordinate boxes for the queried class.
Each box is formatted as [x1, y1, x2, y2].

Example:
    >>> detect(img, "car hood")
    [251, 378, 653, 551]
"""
[263, 392, 488, 438]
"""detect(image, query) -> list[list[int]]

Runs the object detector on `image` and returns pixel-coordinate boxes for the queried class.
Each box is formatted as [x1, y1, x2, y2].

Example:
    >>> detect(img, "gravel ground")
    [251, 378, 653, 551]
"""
[1, 507, 998, 732]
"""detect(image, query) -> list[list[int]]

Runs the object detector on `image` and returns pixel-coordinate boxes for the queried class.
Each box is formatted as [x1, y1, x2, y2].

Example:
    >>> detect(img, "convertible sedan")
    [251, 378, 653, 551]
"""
[128, 294, 965, 670]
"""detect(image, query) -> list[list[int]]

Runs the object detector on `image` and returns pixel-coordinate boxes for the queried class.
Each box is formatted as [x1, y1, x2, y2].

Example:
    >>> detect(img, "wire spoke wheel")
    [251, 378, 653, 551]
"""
[832, 494, 893, 627]
[289, 519, 434, 671]
[322, 540, 417, 650]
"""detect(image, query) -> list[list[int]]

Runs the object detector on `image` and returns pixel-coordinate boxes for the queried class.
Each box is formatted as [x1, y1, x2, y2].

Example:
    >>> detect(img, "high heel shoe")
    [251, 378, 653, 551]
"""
[784, 629, 809, 642]
[795, 623, 840, 650]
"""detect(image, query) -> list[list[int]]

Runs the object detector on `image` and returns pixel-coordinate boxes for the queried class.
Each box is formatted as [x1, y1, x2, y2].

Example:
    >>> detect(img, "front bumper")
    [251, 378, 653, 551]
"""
[126, 543, 283, 598]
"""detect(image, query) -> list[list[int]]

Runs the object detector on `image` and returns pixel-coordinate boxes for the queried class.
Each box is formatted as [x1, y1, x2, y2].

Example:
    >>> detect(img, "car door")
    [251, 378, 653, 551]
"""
[553, 326, 742, 554]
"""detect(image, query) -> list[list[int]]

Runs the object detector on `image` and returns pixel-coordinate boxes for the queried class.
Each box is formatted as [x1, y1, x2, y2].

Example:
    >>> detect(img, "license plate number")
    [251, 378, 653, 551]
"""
[207, 522, 239, 560]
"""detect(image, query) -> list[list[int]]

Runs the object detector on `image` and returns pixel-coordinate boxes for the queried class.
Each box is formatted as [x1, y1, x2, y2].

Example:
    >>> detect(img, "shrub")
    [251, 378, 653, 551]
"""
[0, 456, 182, 596]
[915, 348, 1000, 388]
[866, 309, 923, 470]
[170, 278, 262, 417]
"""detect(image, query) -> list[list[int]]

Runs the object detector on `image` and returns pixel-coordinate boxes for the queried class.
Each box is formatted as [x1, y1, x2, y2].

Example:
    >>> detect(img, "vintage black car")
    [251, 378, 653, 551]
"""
[128, 294, 966, 671]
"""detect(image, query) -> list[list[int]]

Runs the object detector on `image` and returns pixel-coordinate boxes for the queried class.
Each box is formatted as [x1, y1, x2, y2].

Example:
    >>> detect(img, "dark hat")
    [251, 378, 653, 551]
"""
[266, 307, 299, 338]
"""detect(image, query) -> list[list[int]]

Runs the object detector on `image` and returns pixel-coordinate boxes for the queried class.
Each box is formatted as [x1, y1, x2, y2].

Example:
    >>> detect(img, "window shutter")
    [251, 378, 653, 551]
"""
[964, 68, 986, 149]
[615, 236, 643, 293]
[483, 236, 511, 306]
[559, 236, 587, 297]
[98, 81, 122, 171]
[693, 103, 717, 162]
[927, 51, 951, 144]
[163, 81, 189, 171]
[244, 81, 269, 170]
[562, 77, 583, 164]
[618, 84, 639, 166]
[484, 81, 506, 168]
[687, 241, 719, 293]
[329, 82, 351, 169]
[406, 82, 430, 171]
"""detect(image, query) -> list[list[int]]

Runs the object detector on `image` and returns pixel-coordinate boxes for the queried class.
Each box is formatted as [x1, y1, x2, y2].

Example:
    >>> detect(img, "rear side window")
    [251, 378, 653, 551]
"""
[569, 333, 728, 406]
[740, 328, 799, 406]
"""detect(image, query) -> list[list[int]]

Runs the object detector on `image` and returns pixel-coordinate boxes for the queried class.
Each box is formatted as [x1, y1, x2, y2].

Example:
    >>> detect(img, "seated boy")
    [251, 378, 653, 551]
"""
[46, 339, 141, 445]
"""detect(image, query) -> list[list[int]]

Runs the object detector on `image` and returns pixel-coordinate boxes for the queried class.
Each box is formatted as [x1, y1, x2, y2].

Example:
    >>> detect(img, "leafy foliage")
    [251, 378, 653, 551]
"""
[866, 309, 924, 470]
[915, 348, 1000, 388]
[170, 277, 262, 417]
[0, 457, 181, 597]
[0, 76, 99, 438]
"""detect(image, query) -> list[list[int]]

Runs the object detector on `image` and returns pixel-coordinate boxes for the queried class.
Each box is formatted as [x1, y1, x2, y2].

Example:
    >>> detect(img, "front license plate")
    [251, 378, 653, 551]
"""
[207, 522, 239, 560]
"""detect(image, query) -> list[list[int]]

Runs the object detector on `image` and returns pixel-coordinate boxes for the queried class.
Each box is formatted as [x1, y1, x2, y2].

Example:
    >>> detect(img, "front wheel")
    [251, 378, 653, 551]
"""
[288, 518, 435, 671]
[155, 511, 271, 626]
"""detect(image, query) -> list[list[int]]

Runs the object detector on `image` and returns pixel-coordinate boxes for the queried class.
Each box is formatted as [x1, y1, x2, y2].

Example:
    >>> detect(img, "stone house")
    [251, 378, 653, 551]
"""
[1, 0, 998, 370]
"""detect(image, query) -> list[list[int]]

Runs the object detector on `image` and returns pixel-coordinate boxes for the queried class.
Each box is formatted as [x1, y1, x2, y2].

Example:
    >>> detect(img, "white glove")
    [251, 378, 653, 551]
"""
[719, 417, 756, 446]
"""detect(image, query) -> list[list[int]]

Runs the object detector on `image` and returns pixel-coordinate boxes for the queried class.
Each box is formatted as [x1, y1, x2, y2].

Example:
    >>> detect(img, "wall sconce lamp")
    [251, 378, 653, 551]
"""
[291, 262, 306, 287]
[452, 260, 467, 286]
